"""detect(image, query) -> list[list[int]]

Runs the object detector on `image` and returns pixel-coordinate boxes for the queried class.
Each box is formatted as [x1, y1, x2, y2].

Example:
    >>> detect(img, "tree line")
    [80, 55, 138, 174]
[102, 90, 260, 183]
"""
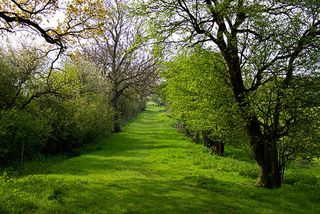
[143, 0, 320, 188]
[0, 0, 157, 167]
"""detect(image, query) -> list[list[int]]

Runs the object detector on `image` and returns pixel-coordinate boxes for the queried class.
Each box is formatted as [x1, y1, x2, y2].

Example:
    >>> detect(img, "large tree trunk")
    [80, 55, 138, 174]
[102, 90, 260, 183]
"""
[247, 117, 282, 188]
[256, 143, 282, 188]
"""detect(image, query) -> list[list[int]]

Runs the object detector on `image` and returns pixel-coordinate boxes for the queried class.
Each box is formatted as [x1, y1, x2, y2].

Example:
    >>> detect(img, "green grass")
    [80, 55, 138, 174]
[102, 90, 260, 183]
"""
[0, 106, 319, 213]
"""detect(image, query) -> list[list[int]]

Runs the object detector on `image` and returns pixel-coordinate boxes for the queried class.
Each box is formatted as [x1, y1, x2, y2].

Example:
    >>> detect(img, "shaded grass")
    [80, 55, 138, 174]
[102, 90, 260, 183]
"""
[0, 106, 319, 213]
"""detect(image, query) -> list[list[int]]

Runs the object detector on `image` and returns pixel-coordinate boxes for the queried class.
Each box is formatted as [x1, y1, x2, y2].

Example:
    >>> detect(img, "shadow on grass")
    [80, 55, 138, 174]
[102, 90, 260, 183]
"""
[20, 137, 184, 177]
[27, 174, 318, 214]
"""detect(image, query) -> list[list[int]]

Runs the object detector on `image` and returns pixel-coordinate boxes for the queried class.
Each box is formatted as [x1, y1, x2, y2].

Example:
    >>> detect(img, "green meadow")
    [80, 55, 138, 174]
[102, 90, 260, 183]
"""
[0, 106, 319, 213]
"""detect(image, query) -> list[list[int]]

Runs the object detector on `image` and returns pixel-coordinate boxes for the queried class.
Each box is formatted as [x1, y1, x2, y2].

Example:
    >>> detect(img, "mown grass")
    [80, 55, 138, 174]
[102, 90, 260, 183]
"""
[0, 106, 319, 213]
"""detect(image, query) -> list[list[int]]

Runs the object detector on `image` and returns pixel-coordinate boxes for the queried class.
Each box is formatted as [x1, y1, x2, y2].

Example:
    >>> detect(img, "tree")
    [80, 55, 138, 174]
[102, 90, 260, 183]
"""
[163, 48, 245, 156]
[0, 46, 52, 110]
[0, 0, 105, 50]
[0, 44, 114, 166]
[0, 0, 106, 106]
[0, 47, 52, 166]
[83, 0, 158, 132]
[150, 81, 167, 106]
[137, 0, 320, 188]
[41, 59, 114, 155]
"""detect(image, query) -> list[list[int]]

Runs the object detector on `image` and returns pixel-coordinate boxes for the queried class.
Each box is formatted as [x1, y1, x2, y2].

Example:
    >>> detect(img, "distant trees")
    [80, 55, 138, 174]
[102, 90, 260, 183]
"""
[150, 81, 167, 106]
[82, 0, 158, 132]
[138, 0, 320, 188]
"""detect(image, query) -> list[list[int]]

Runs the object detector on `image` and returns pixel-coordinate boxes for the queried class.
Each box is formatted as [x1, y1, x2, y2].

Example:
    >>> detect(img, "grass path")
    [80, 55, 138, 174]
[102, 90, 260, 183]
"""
[0, 106, 319, 213]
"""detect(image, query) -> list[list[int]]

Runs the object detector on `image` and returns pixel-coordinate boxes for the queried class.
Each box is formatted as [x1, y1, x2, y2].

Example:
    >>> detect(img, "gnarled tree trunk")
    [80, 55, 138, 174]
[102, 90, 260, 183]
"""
[247, 117, 282, 188]
[256, 143, 282, 188]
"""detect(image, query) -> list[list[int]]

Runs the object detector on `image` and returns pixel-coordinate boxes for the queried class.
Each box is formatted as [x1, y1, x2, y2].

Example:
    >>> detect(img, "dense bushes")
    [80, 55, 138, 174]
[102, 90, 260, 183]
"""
[0, 108, 51, 166]
[119, 89, 148, 122]
[0, 47, 147, 167]
[40, 62, 114, 155]
[0, 48, 53, 166]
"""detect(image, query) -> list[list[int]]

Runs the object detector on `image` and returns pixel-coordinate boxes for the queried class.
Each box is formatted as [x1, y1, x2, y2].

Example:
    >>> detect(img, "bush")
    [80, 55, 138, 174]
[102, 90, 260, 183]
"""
[0, 50, 114, 166]
[0, 108, 51, 166]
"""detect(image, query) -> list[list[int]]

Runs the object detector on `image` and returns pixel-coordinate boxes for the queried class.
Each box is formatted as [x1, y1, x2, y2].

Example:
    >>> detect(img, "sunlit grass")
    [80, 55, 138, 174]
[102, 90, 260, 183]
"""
[0, 106, 319, 213]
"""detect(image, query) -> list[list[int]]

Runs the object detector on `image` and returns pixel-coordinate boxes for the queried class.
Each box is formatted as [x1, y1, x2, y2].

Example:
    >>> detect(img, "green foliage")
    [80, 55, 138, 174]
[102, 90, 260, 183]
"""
[0, 50, 51, 165]
[0, 108, 51, 165]
[0, 48, 46, 110]
[150, 81, 167, 106]
[41, 62, 114, 155]
[0, 43, 152, 167]
[119, 95, 144, 121]
[0, 48, 114, 166]
[246, 75, 320, 168]
[163, 48, 246, 145]
[135, 0, 320, 188]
